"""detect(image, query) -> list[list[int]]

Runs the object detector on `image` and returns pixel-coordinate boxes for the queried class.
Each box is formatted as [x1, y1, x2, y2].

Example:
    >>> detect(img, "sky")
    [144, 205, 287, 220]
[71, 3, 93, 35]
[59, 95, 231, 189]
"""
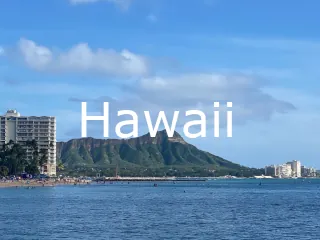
[0, 0, 320, 169]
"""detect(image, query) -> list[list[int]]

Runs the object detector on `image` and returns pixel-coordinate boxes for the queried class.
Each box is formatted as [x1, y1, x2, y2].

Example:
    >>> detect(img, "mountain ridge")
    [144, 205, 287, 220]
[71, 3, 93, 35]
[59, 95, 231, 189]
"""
[56, 130, 263, 177]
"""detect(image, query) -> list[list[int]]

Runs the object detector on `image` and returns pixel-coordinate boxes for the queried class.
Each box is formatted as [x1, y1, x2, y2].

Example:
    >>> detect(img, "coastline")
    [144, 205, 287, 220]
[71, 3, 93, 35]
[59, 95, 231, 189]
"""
[1, 177, 319, 188]
[0, 180, 87, 188]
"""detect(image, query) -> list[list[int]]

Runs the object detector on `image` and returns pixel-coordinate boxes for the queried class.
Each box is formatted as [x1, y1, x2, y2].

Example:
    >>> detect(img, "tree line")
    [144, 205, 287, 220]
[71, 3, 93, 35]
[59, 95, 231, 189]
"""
[0, 140, 48, 177]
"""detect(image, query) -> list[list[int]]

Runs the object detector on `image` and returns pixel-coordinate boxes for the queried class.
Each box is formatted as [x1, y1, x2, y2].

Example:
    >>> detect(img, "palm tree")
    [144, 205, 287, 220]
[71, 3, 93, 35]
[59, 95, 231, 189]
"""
[39, 148, 48, 173]
[12, 143, 27, 174]
[0, 166, 9, 177]
[57, 162, 65, 172]
[25, 139, 40, 175]
[0, 141, 27, 175]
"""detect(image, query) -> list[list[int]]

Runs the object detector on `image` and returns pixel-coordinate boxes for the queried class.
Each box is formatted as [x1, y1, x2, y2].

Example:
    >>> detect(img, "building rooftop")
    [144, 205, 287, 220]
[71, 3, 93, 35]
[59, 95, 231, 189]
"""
[1, 110, 55, 118]
[4, 109, 20, 117]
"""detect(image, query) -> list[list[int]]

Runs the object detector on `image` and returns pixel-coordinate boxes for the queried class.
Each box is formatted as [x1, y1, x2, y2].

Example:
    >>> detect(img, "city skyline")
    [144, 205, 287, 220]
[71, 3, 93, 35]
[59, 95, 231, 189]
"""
[1, 0, 320, 169]
[265, 160, 317, 178]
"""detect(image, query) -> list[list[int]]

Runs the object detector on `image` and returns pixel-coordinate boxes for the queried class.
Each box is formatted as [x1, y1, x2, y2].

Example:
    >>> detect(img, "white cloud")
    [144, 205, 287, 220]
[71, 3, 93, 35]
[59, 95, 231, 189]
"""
[18, 39, 53, 70]
[16, 38, 149, 77]
[68, 73, 295, 130]
[127, 73, 292, 108]
[69, 0, 131, 10]
[132, 74, 295, 122]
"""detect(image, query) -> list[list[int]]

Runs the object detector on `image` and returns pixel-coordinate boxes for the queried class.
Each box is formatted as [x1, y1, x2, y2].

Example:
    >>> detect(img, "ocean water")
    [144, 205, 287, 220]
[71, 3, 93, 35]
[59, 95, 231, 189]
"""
[1, 179, 320, 240]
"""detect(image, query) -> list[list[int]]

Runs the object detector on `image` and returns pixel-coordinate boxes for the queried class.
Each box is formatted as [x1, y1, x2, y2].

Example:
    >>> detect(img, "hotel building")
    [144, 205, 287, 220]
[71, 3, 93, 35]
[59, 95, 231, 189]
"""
[0, 110, 56, 176]
[264, 160, 317, 178]
[301, 166, 317, 177]
[277, 163, 292, 178]
[265, 165, 277, 177]
[289, 160, 301, 178]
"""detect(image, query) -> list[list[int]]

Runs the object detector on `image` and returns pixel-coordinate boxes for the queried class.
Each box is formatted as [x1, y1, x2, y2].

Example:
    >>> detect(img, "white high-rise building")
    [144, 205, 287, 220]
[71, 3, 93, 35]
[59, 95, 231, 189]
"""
[290, 160, 301, 177]
[0, 110, 56, 176]
[301, 166, 317, 177]
[276, 164, 292, 178]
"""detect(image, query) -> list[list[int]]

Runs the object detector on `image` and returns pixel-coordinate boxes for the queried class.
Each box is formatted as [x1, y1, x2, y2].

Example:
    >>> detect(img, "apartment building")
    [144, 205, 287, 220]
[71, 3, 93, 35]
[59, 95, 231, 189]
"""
[277, 163, 292, 178]
[289, 160, 301, 178]
[0, 110, 56, 176]
[264, 160, 317, 178]
[301, 166, 317, 177]
[265, 165, 277, 176]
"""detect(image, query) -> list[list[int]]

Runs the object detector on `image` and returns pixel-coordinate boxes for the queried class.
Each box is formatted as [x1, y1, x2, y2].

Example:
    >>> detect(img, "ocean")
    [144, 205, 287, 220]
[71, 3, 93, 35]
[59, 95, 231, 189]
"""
[1, 179, 319, 240]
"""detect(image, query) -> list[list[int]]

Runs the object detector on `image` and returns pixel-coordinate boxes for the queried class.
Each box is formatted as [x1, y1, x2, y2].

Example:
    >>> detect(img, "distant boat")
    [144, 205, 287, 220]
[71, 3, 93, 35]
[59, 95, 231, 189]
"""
[254, 175, 273, 179]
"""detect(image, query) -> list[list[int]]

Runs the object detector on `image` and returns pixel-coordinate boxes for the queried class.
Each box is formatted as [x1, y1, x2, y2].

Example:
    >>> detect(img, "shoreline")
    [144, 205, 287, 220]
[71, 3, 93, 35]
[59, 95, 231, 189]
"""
[1, 177, 319, 188]
[0, 180, 86, 188]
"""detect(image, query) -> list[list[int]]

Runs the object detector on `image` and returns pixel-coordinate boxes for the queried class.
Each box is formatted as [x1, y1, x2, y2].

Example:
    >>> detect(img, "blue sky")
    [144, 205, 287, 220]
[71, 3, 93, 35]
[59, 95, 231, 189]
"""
[1, 0, 320, 169]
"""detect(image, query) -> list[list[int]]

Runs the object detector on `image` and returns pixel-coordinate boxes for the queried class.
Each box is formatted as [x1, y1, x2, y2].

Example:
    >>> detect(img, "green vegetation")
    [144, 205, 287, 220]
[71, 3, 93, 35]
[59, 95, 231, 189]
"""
[57, 130, 264, 177]
[0, 131, 264, 178]
[0, 140, 48, 177]
[60, 165, 263, 178]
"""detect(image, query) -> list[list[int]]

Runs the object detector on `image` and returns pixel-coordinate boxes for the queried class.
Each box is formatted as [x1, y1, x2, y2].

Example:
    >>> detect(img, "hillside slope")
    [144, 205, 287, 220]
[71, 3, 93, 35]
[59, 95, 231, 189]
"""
[56, 130, 263, 177]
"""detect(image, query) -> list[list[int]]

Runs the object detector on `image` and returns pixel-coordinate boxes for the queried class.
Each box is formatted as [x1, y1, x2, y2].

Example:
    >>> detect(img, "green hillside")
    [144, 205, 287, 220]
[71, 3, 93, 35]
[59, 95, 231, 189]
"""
[56, 130, 263, 177]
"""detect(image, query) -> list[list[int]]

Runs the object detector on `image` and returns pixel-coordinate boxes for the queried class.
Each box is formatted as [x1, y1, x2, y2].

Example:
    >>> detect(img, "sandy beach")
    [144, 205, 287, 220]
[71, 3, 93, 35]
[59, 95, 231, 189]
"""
[0, 180, 54, 188]
[0, 179, 90, 188]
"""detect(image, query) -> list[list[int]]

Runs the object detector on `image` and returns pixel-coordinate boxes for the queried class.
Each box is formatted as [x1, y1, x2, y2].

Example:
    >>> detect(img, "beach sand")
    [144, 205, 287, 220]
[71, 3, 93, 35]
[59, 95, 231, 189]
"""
[0, 180, 88, 188]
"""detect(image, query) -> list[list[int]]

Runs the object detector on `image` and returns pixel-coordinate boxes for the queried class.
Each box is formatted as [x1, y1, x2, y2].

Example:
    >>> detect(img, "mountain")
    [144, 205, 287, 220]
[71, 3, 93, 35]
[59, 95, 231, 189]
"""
[56, 130, 263, 177]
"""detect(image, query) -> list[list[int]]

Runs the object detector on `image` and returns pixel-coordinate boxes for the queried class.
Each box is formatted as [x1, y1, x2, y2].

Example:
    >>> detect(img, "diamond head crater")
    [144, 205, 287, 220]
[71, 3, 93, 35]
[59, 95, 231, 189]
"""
[56, 130, 263, 177]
